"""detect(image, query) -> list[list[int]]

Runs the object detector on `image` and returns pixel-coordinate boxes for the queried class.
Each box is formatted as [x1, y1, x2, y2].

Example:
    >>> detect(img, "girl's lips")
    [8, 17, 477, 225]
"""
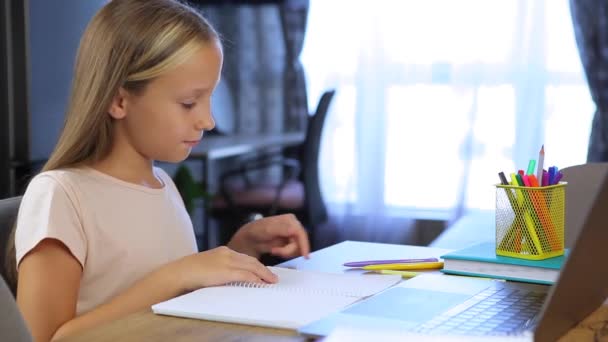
[184, 140, 200, 147]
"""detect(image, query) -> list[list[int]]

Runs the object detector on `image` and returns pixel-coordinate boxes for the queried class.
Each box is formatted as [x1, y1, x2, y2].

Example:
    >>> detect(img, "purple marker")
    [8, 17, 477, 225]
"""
[554, 171, 563, 184]
[343, 258, 439, 268]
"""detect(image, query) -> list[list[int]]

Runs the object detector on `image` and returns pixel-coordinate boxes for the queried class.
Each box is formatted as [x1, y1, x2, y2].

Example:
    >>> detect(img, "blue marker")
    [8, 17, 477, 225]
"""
[548, 166, 556, 185]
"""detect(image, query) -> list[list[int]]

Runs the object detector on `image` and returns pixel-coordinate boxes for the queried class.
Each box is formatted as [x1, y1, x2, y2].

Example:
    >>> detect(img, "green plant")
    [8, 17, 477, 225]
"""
[172, 164, 212, 214]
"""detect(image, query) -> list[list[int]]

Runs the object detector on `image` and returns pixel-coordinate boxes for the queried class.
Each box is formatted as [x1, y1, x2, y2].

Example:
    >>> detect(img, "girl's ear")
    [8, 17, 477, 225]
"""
[108, 87, 129, 120]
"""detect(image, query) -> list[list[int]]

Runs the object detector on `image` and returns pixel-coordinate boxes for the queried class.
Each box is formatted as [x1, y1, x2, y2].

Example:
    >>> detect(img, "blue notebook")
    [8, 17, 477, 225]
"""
[440, 242, 569, 285]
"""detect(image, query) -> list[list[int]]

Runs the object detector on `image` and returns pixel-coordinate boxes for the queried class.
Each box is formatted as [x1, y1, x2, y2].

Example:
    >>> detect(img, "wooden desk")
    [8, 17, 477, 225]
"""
[187, 132, 305, 249]
[60, 241, 608, 342]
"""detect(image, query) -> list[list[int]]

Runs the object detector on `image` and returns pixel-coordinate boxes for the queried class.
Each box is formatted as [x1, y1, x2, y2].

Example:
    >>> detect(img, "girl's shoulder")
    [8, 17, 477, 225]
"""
[24, 168, 91, 202]
[27, 166, 178, 196]
[29, 168, 89, 189]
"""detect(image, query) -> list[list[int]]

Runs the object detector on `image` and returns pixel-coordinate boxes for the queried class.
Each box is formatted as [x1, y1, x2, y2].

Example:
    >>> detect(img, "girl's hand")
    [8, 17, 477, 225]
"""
[173, 246, 278, 292]
[227, 214, 311, 259]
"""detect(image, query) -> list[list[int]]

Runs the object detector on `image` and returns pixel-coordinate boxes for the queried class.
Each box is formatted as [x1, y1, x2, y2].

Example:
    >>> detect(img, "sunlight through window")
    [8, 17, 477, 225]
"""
[303, 0, 593, 217]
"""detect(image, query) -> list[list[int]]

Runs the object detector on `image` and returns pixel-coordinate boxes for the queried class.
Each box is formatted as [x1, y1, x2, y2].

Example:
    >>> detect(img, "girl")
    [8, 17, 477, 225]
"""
[11, 1, 310, 341]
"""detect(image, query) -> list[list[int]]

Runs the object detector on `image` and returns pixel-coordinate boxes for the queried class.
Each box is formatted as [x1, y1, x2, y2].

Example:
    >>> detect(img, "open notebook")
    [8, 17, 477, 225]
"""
[151, 267, 401, 329]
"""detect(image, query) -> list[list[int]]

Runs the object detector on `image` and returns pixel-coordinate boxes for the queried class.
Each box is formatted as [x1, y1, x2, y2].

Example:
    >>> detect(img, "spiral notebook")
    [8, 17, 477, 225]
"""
[151, 267, 401, 329]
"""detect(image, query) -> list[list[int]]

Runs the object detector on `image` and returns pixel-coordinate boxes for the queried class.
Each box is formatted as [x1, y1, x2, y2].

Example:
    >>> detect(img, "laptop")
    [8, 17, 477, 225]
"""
[299, 173, 608, 341]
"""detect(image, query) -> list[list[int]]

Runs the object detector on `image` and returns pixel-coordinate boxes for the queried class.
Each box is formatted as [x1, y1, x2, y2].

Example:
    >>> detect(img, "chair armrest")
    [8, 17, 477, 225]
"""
[218, 156, 301, 213]
[220, 155, 301, 186]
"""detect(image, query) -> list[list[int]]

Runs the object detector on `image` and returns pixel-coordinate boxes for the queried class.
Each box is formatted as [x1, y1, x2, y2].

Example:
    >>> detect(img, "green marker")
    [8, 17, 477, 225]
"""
[527, 159, 536, 175]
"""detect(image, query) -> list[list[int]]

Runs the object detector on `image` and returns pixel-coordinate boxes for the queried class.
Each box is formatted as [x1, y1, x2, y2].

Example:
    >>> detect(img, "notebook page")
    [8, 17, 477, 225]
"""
[152, 286, 359, 329]
[152, 267, 401, 329]
[227, 267, 401, 297]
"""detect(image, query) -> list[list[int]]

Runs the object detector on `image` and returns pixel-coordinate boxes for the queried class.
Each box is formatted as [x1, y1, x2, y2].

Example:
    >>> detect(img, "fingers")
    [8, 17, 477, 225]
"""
[270, 239, 299, 258]
[232, 251, 278, 284]
[185, 247, 279, 290]
[291, 224, 310, 258]
[266, 215, 311, 258]
[231, 270, 263, 284]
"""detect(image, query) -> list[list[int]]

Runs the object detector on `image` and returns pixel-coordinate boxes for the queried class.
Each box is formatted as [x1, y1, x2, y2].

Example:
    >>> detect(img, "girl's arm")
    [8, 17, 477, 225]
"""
[17, 239, 277, 342]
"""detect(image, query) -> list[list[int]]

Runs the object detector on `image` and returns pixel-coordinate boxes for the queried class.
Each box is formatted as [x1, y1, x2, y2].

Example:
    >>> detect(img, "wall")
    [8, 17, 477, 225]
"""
[28, 0, 106, 161]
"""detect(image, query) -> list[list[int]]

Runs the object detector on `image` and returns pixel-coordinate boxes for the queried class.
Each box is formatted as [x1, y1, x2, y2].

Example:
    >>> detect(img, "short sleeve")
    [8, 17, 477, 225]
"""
[15, 174, 87, 268]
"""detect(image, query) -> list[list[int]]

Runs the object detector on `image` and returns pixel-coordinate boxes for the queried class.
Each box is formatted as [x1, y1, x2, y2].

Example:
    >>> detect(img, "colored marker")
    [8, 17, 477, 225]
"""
[554, 171, 563, 184]
[522, 174, 531, 187]
[529, 174, 540, 187]
[362, 261, 444, 271]
[548, 166, 557, 185]
[527, 159, 536, 175]
[377, 270, 420, 278]
[343, 258, 439, 267]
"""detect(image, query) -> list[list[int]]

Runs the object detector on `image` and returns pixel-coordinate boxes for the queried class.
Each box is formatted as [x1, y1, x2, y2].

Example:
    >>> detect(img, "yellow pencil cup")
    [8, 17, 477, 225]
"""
[495, 182, 566, 260]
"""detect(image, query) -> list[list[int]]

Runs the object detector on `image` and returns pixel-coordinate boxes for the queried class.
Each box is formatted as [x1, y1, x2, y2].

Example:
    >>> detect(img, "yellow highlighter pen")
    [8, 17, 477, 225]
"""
[362, 261, 444, 271]
[377, 270, 420, 278]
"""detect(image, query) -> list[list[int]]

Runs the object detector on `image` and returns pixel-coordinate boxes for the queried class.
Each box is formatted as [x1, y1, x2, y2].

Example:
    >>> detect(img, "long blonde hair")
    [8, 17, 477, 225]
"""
[45, 0, 218, 171]
[5, 0, 219, 291]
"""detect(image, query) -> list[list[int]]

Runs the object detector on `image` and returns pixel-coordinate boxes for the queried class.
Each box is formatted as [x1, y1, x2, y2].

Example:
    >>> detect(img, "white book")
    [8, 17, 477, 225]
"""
[151, 266, 401, 330]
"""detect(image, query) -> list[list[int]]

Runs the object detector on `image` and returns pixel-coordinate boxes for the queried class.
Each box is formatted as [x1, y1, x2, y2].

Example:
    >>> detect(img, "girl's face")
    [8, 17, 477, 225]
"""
[116, 41, 223, 163]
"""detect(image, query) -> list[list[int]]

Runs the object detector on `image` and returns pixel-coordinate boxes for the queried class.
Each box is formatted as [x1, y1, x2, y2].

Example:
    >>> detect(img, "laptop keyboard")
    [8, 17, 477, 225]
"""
[413, 287, 546, 336]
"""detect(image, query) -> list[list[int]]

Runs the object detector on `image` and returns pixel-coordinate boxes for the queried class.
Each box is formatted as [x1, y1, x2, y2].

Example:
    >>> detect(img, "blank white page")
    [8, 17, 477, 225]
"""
[152, 287, 358, 329]
[152, 267, 401, 329]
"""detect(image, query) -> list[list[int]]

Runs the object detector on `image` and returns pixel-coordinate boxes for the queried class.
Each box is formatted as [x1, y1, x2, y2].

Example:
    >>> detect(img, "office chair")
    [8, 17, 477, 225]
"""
[0, 274, 32, 342]
[0, 196, 21, 297]
[211, 89, 336, 249]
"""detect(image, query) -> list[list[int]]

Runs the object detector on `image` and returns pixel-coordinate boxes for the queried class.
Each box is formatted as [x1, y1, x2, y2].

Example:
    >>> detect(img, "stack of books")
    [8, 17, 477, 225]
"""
[441, 242, 568, 285]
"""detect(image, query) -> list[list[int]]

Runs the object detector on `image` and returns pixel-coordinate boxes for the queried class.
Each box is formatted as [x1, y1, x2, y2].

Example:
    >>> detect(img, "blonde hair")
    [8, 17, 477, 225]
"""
[5, 0, 219, 292]
[44, 0, 219, 171]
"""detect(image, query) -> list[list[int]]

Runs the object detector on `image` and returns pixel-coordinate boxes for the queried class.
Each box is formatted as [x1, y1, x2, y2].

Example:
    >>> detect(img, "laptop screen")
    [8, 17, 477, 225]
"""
[536, 172, 608, 341]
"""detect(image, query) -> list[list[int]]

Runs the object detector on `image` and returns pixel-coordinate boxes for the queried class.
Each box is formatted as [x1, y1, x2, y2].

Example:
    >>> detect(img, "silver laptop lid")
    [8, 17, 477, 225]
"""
[535, 173, 608, 341]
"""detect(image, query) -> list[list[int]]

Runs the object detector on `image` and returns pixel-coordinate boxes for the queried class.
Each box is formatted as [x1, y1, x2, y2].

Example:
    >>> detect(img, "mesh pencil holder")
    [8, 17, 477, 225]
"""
[495, 182, 566, 260]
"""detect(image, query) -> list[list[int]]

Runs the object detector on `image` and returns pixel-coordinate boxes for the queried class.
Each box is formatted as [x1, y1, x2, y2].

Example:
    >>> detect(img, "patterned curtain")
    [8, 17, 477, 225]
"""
[199, 4, 285, 135]
[280, 0, 310, 132]
[195, 2, 310, 134]
[570, 0, 608, 162]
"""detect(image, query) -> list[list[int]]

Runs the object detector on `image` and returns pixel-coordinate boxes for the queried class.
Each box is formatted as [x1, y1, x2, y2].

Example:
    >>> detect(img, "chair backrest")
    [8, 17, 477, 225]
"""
[0, 275, 32, 342]
[300, 90, 336, 228]
[560, 163, 608, 248]
[0, 196, 21, 295]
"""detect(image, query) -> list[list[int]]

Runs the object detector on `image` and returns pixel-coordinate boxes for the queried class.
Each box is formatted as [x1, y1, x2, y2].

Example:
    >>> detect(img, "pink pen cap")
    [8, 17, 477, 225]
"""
[521, 174, 531, 187]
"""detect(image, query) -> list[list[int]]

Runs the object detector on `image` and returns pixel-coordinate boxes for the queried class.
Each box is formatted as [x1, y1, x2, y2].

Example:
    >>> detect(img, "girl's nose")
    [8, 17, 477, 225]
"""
[195, 106, 215, 131]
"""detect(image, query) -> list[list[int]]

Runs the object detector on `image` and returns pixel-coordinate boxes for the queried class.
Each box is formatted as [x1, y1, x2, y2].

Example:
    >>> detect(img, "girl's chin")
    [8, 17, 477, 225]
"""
[156, 149, 191, 164]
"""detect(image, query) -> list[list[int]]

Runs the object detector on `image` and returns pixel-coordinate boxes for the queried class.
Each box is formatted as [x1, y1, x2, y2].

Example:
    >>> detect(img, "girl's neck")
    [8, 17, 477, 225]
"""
[90, 145, 163, 190]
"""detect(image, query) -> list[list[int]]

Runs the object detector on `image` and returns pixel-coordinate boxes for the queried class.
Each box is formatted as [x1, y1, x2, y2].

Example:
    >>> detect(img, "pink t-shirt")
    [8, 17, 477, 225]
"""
[15, 167, 197, 315]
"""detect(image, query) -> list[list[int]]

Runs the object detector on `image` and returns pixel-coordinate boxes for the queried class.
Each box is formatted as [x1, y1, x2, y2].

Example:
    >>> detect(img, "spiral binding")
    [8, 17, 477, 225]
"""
[226, 281, 361, 297]
[229, 281, 273, 288]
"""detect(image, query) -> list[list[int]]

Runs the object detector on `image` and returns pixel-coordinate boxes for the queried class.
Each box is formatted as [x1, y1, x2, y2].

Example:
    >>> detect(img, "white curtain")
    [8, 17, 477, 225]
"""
[301, 0, 594, 242]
